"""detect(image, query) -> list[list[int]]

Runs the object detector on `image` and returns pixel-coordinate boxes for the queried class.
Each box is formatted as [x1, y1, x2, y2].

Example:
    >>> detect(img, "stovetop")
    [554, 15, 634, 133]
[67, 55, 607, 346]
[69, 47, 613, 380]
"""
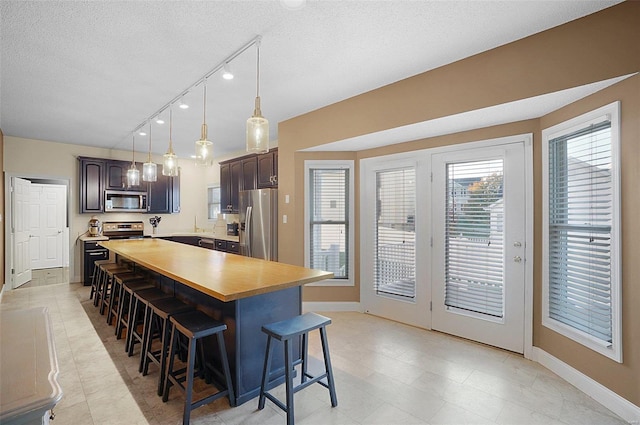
[102, 221, 144, 239]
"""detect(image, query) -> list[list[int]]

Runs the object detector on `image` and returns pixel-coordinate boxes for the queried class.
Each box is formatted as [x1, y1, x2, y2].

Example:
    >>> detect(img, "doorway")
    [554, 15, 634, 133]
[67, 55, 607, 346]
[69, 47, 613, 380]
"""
[5, 175, 70, 289]
[360, 135, 533, 354]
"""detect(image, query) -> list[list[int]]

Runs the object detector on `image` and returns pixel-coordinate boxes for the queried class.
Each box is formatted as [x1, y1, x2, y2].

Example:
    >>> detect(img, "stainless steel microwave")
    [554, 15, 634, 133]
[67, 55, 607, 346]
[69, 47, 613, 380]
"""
[104, 190, 147, 212]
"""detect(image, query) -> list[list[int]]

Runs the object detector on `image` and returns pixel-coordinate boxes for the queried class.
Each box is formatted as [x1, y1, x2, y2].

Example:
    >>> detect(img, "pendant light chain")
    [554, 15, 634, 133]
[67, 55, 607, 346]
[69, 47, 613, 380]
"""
[148, 122, 152, 162]
[203, 80, 207, 126]
[256, 42, 260, 99]
[169, 106, 173, 151]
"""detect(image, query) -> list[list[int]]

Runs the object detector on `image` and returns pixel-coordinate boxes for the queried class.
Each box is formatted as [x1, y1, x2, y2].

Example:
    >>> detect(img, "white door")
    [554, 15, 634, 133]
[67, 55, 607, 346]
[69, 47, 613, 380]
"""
[29, 184, 67, 269]
[361, 159, 431, 329]
[431, 142, 526, 353]
[12, 177, 32, 288]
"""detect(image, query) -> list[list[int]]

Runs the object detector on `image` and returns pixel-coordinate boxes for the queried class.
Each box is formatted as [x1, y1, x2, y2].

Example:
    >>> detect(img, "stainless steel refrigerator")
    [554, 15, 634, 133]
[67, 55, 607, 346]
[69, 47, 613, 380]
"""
[239, 189, 278, 261]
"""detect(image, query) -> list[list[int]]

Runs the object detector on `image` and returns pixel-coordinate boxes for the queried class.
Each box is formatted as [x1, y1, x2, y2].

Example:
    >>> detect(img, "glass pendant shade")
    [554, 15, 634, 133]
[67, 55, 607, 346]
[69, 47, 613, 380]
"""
[143, 161, 157, 182]
[246, 96, 269, 154]
[195, 126, 213, 167]
[163, 106, 179, 176]
[126, 165, 140, 187]
[162, 151, 178, 176]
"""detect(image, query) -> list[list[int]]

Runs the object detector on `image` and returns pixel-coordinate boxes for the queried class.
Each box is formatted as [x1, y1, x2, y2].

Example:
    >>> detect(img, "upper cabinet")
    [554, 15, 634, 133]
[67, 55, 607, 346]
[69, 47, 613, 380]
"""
[219, 151, 271, 213]
[257, 149, 278, 188]
[78, 156, 180, 214]
[79, 157, 105, 213]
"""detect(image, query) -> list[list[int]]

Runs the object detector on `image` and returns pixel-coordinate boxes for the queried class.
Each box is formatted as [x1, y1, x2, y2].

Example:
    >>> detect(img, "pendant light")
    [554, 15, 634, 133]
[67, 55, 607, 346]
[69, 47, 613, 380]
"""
[126, 134, 140, 187]
[143, 121, 157, 182]
[246, 40, 269, 154]
[195, 80, 213, 167]
[162, 106, 178, 176]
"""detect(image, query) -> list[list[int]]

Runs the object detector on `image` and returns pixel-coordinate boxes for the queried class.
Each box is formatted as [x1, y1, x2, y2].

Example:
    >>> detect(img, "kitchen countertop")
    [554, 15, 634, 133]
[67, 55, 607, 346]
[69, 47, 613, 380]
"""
[99, 238, 332, 301]
[79, 234, 109, 242]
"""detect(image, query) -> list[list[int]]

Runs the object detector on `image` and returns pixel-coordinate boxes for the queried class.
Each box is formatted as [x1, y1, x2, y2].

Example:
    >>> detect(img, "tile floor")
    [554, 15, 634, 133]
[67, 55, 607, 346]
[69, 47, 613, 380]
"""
[0, 278, 628, 425]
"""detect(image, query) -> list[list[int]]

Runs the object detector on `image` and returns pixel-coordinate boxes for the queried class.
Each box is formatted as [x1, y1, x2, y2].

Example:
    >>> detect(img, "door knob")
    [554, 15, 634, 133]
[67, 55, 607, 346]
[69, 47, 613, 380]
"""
[513, 256, 522, 263]
[513, 241, 522, 247]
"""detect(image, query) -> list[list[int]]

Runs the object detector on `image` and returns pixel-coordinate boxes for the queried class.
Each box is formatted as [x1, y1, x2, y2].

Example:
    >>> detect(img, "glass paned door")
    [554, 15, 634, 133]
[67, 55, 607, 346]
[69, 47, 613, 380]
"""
[432, 143, 526, 353]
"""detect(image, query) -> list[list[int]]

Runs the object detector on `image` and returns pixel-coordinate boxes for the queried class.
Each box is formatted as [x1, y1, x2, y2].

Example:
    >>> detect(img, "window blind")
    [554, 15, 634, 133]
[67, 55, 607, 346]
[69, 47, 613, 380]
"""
[309, 168, 349, 279]
[374, 167, 415, 298]
[445, 159, 504, 318]
[548, 121, 613, 343]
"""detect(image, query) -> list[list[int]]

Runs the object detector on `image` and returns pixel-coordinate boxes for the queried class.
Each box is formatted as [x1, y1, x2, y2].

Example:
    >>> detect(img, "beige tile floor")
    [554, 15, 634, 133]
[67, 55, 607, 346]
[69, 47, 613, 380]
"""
[0, 277, 628, 425]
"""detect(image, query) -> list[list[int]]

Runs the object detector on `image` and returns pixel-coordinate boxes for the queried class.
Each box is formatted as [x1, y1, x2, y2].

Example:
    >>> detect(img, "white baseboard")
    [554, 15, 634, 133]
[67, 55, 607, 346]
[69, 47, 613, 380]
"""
[302, 301, 361, 313]
[531, 347, 640, 424]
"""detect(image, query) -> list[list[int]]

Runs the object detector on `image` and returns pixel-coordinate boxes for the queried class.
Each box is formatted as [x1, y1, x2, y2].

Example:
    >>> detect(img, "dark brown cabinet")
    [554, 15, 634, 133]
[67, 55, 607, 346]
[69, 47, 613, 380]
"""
[219, 150, 274, 213]
[257, 149, 278, 188]
[79, 157, 105, 213]
[214, 239, 239, 254]
[147, 165, 180, 214]
[78, 156, 179, 214]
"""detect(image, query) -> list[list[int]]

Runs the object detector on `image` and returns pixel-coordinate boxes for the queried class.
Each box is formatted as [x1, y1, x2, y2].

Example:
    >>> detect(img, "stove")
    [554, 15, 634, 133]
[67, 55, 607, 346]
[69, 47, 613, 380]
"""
[102, 221, 145, 239]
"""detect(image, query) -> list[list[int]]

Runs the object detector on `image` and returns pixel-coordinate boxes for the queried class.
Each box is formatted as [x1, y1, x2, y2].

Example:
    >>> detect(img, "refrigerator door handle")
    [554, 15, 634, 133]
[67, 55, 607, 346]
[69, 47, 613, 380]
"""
[245, 206, 253, 258]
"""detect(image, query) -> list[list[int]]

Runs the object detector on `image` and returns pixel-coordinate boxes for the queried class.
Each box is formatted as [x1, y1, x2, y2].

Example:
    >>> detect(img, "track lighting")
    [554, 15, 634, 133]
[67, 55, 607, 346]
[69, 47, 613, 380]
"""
[222, 63, 234, 80]
[155, 114, 165, 125]
[178, 99, 189, 109]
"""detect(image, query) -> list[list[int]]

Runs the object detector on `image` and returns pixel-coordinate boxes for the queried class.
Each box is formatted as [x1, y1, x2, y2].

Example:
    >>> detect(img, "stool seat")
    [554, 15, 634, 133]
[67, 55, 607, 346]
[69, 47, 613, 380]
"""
[262, 312, 331, 340]
[259, 313, 337, 425]
[116, 279, 156, 341]
[148, 297, 194, 319]
[127, 288, 171, 358]
[163, 310, 235, 424]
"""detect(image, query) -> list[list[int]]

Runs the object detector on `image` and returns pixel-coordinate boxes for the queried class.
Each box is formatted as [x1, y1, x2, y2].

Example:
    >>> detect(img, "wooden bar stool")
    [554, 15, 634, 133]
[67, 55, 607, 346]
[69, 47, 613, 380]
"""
[98, 264, 131, 315]
[258, 312, 337, 425]
[116, 280, 156, 341]
[127, 288, 172, 358]
[162, 310, 235, 425]
[94, 262, 124, 307]
[89, 259, 113, 302]
[107, 271, 146, 326]
[140, 297, 194, 396]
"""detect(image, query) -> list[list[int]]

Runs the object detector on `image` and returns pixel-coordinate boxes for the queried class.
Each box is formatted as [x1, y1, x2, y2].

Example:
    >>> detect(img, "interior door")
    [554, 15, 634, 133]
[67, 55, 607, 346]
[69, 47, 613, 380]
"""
[29, 184, 67, 269]
[12, 177, 32, 288]
[431, 142, 526, 353]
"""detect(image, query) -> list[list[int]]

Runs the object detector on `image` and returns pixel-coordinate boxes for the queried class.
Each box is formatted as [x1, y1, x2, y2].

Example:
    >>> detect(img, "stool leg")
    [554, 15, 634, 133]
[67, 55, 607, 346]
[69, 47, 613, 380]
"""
[93, 268, 105, 307]
[126, 296, 140, 355]
[106, 280, 118, 325]
[139, 304, 153, 372]
[258, 335, 273, 410]
[141, 309, 155, 376]
[284, 339, 295, 425]
[301, 332, 308, 384]
[216, 331, 236, 406]
[115, 290, 128, 339]
[183, 336, 197, 425]
[320, 327, 338, 407]
[89, 263, 99, 300]
[162, 323, 178, 403]
[157, 316, 169, 397]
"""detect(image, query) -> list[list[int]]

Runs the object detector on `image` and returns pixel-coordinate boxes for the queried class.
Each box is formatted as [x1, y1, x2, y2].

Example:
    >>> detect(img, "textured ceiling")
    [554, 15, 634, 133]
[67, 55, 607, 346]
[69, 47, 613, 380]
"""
[0, 1, 622, 159]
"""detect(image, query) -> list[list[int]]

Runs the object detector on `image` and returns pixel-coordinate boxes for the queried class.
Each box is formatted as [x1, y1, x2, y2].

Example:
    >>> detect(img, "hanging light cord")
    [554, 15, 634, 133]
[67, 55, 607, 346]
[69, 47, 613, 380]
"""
[131, 134, 135, 164]
[147, 122, 152, 162]
[169, 106, 174, 151]
[203, 81, 207, 126]
[256, 42, 261, 98]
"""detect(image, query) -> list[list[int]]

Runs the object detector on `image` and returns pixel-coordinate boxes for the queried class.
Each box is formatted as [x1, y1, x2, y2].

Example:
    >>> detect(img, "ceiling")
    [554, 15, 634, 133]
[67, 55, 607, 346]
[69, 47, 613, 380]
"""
[0, 1, 623, 159]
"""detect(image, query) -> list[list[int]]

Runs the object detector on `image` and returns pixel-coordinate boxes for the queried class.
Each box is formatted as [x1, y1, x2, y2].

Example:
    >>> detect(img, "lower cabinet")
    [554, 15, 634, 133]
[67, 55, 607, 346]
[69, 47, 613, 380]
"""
[214, 239, 239, 254]
[82, 241, 109, 286]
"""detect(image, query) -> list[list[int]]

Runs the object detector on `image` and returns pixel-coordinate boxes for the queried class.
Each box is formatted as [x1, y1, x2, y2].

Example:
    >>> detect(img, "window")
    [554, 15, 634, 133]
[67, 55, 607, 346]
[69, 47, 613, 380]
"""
[207, 186, 221, 220]
[374, 167, 416, 298]
[304, 160, 355, 286]
[542, 102, 621, 362]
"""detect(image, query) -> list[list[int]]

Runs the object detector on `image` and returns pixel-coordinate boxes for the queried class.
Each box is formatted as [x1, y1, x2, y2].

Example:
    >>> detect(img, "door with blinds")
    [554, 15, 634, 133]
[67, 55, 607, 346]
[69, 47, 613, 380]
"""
[361, 160, 430, 329]
[431, 143, 526, 353]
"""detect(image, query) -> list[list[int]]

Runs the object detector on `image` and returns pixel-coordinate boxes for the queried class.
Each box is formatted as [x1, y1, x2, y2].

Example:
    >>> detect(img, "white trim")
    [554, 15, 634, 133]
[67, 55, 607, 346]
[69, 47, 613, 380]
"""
[541, 101, 622, 363]
[304, 160, 355, 286]
[531, 347, 640, 424]
[523, 136, 534, 360]
[302, 301, 361, 313]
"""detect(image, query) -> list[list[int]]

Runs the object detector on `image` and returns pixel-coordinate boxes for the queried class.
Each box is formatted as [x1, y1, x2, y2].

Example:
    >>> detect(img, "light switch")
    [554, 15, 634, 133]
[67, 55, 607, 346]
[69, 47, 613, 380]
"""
[283, 215, 288, 224]
[285, 195, 290, 204]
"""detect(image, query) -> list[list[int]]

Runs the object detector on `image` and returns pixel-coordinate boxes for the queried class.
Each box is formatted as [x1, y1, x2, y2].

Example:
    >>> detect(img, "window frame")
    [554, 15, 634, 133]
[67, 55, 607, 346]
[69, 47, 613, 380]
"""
[304, 160, 355, 286]
[541, 101, 622, 363]
[207, 185, 221, 220]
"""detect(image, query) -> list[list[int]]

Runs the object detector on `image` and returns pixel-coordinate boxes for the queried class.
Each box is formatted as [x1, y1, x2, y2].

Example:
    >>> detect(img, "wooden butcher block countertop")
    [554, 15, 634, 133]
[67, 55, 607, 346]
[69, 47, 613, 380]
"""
[99, 238, 333, 302]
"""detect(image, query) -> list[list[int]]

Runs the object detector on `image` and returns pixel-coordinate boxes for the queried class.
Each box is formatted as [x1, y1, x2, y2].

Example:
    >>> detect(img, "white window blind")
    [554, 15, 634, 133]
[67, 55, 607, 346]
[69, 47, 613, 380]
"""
[207, 186, 220, 220]
[548, 120, 613, 343]
[374, 167, 415, 298]
[309, 168, 349, 279]
[445, 159, 504, 317]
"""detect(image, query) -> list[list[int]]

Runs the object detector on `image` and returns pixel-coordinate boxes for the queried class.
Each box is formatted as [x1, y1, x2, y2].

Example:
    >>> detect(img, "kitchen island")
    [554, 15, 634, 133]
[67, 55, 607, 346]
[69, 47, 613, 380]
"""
[99, 238, 332, 405]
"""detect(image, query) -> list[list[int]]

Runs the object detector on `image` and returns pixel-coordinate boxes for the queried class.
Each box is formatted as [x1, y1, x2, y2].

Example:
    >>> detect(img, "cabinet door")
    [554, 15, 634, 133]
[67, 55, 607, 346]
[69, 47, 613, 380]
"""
[147, 165, 171, 213]
[257, 150, 278, 188]
[242, 157, 257, 191]
[106, 161, 126, 190]
[229, 160, 242, 212]
[220, 163, 232, 212]
[79, 158, 105, 213]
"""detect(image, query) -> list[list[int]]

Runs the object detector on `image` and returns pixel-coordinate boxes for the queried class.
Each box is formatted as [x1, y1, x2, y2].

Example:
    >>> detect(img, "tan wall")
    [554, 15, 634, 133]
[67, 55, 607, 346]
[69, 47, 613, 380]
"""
[3, 136, 216, 282]
[277, 1, 640, 406]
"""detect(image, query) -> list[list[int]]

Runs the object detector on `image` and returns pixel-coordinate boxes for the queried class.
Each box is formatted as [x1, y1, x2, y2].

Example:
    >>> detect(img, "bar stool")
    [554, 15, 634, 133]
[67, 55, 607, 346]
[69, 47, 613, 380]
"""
[89, 259, 113, 302]
[106, 271, 146, 326]
[127, 287, 172, 358]
[116, 280, 156, 341]
[94, 262, 125, 307]
[258, 312, 338, 425]
[98, 264, 131, 314]
[140, 297, 194, 396]
[162, 310, 235, 425]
